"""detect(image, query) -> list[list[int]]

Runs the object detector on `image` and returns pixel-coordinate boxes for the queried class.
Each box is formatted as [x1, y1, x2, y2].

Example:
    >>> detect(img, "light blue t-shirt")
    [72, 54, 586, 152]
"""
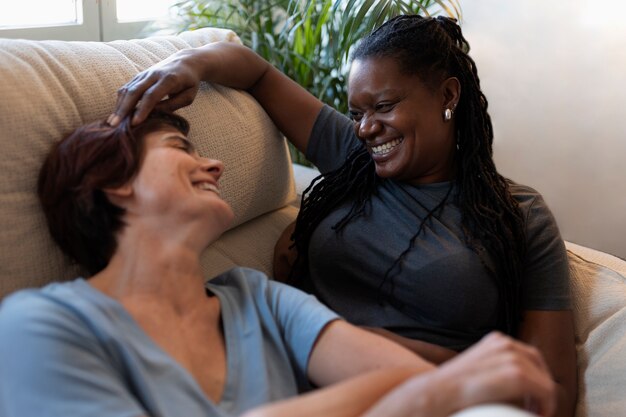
[0, 267, 339, 417]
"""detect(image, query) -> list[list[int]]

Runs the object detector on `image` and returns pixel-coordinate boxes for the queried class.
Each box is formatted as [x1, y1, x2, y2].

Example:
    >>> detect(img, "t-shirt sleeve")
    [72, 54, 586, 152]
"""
[305, 105, 363, 173]
[521, 194, 572, 310]
[264, 279, 340, 378]
[0, 292, 147, 417]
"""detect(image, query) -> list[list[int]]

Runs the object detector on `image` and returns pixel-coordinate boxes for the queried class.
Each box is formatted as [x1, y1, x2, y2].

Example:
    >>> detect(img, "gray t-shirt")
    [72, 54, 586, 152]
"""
[301, 105, 570, 351]
[0, 267, 339, 417]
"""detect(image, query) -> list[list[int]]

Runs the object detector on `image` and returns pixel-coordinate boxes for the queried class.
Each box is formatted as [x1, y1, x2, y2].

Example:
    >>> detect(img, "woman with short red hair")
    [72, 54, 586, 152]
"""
[0, 111, 556, 417]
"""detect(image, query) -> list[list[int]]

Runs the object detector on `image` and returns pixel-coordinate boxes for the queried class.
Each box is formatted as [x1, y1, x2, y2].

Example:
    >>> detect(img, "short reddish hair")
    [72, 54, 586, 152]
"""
[38, 111, 190, 275]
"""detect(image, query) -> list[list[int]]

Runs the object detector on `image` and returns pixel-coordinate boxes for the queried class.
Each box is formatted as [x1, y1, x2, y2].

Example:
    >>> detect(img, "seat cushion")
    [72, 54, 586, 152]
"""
[201, 205, 298, 279]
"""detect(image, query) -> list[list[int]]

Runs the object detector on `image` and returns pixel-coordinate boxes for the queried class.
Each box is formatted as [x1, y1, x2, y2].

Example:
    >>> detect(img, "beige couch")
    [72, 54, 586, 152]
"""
[0, 29, 624, 417]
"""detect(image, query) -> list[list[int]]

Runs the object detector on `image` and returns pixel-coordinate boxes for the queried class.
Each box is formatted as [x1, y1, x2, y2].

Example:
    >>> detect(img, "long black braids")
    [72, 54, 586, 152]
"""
[290, 15, 527, 335]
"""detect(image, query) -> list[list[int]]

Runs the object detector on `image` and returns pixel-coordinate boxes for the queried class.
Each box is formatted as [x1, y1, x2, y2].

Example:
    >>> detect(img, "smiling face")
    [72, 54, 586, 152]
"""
[128, 126, 234, 238]
[348, 56, 459, 184]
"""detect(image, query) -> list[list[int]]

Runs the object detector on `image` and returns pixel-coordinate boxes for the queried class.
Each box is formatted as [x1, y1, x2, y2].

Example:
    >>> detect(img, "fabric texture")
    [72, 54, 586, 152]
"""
[566, 242, 626, 417]
[0, 267, 339, 417]
[200, 205, 298, 279]
[301, 105, 571, 351]
[0, 29, 295, 298]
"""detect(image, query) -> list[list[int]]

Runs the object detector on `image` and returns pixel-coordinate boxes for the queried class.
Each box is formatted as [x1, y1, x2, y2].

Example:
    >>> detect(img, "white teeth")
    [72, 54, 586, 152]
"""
[195, 182, 220, 195]
[371, 138, 403, 156]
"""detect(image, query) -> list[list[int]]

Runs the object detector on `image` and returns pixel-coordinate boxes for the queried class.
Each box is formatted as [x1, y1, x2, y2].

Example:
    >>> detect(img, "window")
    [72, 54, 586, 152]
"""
[0, 0, 179, 41]
[0, 0, 99, 40]
[0, 0, 81, 28]
[100, 0, 179, 41]
[116, 0, 177, 22]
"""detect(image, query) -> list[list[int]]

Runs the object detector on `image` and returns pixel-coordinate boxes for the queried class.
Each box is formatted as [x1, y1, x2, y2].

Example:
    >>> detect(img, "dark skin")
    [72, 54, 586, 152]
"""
[110, 42, 576, 417]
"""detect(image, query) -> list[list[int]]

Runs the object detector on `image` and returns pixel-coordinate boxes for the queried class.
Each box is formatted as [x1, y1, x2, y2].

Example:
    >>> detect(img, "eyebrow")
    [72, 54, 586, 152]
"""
[162, 134, 195, 153]
[348, 89, 404, 107]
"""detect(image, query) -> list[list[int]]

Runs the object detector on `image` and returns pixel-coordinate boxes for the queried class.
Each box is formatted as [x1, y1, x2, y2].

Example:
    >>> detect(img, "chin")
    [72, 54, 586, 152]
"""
[219, 206, 235, 230]
[374, 164, 400, 180]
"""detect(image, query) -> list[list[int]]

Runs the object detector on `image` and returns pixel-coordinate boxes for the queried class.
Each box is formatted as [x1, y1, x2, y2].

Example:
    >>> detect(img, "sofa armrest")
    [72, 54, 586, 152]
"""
[565, 241, 626, 417]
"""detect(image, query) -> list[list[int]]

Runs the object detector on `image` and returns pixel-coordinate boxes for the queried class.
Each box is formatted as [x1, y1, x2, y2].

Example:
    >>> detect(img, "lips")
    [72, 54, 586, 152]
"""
[193, 181, 220, 196]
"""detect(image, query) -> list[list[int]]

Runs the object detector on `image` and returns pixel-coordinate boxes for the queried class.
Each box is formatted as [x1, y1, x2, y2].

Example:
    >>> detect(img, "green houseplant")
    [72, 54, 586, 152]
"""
[169, 0, 461, 164]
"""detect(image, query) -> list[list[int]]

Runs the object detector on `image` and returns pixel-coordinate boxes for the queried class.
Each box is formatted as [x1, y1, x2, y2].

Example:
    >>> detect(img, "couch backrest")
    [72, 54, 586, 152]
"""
[0, 29, 295, 298]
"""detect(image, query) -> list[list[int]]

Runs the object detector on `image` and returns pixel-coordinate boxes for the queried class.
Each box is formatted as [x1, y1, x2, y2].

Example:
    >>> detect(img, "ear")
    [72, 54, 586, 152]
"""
[441, 77, 461, 109]
[102, 183, 133, 206]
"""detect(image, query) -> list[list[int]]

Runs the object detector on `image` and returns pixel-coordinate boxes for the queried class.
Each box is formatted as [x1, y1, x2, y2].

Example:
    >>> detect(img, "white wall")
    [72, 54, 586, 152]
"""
[461, 0, 626, 258]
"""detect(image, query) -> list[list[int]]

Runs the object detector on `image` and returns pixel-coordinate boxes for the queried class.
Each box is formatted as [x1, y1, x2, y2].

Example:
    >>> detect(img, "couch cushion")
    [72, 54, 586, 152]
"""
[566, 242, 626, 417]
[201, 205, 298, 279]
[0, 28, 295, 298]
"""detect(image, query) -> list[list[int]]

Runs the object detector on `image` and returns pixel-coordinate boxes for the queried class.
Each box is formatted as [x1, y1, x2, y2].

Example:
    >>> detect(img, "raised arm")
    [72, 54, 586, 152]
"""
[110, 42, 323, 154]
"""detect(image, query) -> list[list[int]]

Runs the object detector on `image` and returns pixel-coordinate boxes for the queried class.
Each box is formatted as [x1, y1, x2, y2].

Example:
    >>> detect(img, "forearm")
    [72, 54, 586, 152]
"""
[553, 382, 575, 417]
[360, 370, 450, 417]
[397, 338, 458, 365]
[308, 321, 434, 387]
[180, 42, 271, 91]
[180, 42, 321, 152]
[365, 332, 560, 417]
[363, 327, 458, 365]
[517, 310, 577, 417]
[242, 367, 419, 417]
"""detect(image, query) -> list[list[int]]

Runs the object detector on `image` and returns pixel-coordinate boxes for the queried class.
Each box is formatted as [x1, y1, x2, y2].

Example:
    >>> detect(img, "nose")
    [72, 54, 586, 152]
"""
[199, 157, 224, 179]
[355, 113, 382, 140]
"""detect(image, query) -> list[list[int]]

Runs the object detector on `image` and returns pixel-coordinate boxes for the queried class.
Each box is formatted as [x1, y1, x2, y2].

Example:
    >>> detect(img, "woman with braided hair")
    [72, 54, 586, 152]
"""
[110, 15, 576, 416]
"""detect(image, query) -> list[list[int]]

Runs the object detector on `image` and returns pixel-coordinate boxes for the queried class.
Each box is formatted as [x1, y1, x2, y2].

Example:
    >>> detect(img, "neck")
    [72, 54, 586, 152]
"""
[407, 135, 458, 185]
[89, 223, 209, 315]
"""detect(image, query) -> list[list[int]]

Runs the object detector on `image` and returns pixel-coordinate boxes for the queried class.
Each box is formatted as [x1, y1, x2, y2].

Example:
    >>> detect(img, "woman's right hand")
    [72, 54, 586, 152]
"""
[432, 332, 557, 416]
[110, 41, 322, 153]
[109, 49, 204, 126]
[362, 332, 557, 417]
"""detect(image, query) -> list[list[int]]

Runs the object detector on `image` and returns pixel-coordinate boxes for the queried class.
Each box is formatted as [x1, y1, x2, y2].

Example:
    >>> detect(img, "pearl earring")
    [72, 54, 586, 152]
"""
[444, 108, 453, 121]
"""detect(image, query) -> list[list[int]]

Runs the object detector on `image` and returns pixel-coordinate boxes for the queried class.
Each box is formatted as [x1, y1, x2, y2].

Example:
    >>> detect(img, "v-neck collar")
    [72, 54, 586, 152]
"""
[74, 278, 237, 409]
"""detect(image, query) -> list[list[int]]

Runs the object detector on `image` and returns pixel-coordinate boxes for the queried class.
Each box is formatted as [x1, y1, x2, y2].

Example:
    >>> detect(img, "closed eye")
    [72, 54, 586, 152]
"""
[165, 136, 195, 154]
[375, 102, 395, 112]
[174, 144, 191, 153]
